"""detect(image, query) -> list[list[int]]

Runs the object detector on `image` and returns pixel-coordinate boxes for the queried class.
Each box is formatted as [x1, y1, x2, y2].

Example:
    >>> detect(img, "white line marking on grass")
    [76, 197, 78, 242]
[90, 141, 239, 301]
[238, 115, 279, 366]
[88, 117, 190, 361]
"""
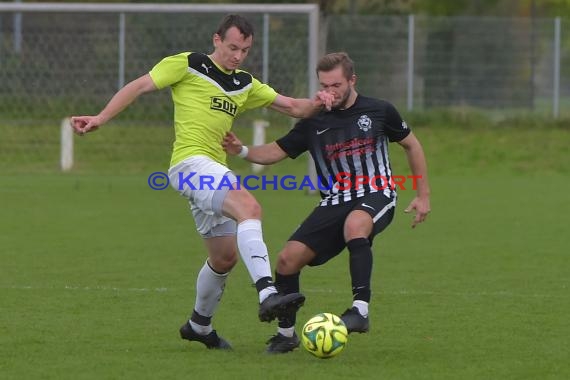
[2, 285, 567, 299]
[379, 289, 569, 299]
[4, 285, 170, 293]
[304, 288, 568, 299]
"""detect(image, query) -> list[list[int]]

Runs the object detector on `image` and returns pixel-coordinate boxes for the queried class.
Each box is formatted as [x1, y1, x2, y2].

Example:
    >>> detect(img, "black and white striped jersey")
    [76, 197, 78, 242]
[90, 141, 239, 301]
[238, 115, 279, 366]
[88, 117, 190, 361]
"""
[276, 95, 411, 206]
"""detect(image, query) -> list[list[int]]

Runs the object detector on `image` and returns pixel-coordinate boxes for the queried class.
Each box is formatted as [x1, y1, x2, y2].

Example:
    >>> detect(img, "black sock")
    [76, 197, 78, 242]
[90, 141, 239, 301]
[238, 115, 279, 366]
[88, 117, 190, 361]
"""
[275, 271, 300, 328]
[347, 238, 372, 303]
[190, 309, 211, 326]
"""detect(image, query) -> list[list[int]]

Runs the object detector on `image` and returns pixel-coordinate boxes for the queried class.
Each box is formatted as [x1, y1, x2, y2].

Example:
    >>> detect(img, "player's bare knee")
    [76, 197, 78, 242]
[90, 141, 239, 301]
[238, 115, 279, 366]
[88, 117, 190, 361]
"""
[344, 223, 367, 240]
[344, 214, 372, 240]
[210, 252, 238, 273]
[276, 252, 291, 273]
[276, 250, 304, 274]
[224, 253, 239, 271]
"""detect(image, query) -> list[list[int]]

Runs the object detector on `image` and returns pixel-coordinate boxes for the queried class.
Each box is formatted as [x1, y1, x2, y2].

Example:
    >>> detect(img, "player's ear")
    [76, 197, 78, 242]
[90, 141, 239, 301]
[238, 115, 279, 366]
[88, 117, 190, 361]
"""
[212, 33, 221, 48]
[350, 74, 357, 86]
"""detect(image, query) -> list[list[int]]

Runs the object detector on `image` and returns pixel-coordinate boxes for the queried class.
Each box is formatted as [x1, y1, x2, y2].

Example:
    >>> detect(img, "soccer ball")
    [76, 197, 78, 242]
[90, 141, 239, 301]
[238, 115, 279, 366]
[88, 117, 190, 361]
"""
[301, 313, 348, 358]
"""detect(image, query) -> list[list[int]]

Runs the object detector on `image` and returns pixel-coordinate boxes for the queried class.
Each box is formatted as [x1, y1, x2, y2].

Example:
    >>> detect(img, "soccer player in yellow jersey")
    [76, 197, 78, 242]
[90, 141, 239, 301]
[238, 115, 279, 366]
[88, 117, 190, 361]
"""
[71, 14, 332, 350]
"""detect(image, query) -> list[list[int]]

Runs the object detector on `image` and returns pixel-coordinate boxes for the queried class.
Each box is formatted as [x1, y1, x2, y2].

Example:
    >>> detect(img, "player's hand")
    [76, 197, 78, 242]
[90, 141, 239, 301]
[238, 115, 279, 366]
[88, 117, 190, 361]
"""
[314, 90, 334, 111]
[70, 116, 102, 136]
[404, 196, 431, 228]
[222, 132, 243, 155]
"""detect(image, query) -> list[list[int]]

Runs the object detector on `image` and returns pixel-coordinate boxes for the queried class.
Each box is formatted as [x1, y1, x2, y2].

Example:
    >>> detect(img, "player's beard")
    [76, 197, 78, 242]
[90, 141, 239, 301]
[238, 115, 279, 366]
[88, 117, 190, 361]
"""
[332, 88, 352, 110]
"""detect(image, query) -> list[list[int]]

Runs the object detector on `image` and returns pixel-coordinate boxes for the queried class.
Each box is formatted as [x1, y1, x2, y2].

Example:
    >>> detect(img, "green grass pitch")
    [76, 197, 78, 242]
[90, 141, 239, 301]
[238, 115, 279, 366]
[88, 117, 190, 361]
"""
[1, 124, 569, 379]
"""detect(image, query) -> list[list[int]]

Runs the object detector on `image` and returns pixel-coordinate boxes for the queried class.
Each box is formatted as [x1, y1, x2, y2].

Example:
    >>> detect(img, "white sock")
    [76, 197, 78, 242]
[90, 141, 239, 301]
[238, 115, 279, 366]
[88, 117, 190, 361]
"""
[236, 219, 277, 302]
[189, 320, 212, 335]
[353, 300, 369, 317]
[277, 326, 295, 338]
[259, 287, 277, 303]
[278, 327, 296, 338]
[193, 261, 228, 329]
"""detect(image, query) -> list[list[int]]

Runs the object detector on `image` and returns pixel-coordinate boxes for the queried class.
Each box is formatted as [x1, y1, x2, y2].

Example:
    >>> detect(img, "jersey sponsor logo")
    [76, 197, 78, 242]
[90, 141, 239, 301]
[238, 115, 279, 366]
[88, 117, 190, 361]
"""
[210, 96, 238, 116]
[316, 128, 330, 135]
[325, 137, 375, 160]
[358, 115, 372, 132]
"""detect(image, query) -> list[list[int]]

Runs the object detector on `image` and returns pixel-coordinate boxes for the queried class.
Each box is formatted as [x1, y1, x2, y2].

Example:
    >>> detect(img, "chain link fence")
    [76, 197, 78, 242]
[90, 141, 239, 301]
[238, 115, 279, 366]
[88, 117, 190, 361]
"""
[327, 15, 569, 115]
[0, 10, 311, 123]
[0, 5, 314, 172]
[0, 5, 568, 172]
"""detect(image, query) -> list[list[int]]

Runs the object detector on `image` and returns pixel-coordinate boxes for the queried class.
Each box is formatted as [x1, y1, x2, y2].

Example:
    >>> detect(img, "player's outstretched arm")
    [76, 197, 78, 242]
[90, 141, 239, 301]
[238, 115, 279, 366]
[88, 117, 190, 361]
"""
[398, 132, 431, 228]
[222, 132, 288, 165]
[268, 91, 333, 119]
[70, 74, 158, 135]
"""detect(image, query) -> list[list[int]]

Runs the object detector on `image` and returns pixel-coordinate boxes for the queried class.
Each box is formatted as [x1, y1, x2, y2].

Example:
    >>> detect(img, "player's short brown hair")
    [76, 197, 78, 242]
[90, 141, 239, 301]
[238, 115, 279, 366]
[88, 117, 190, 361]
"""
[317, 52, 355, 80]
[216, 14, 254, 40]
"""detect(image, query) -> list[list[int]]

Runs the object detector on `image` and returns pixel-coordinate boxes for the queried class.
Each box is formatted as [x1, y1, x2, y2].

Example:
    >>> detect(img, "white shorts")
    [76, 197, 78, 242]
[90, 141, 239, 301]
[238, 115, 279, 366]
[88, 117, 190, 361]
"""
[168, 156, 237, 237]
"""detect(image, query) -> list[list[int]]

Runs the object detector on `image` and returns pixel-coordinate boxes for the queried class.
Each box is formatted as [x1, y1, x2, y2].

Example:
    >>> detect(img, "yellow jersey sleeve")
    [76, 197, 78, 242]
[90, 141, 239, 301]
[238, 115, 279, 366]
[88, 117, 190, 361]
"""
[238, 77, 278, 114]
[149, 52, 190, 89]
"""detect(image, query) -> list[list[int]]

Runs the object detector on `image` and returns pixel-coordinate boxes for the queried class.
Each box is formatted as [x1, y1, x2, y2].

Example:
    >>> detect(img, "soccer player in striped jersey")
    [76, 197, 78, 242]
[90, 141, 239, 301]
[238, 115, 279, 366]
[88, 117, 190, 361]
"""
[223, 52, 431, 353]
[70, 14, 332, 350]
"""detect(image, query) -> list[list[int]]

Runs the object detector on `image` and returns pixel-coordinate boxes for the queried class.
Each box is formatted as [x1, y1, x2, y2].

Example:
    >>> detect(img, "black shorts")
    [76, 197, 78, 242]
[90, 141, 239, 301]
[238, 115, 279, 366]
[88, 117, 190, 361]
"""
[289, 191, 396, 266]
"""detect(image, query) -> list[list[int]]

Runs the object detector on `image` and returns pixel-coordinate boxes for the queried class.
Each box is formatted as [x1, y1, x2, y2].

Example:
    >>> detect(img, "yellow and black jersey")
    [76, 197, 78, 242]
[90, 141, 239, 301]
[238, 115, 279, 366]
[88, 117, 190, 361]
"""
[149, 52, 278, 167]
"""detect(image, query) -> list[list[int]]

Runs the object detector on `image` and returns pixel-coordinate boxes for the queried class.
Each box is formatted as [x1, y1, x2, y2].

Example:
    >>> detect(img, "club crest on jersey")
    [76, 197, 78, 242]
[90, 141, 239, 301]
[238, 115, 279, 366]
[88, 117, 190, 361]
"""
[210, 96, 238, 116]
[357, 115, 372, 132]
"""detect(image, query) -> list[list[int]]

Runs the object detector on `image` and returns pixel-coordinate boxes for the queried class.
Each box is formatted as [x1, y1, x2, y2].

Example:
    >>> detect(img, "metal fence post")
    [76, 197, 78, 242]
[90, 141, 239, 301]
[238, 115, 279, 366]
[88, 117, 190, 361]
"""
[307, 6, 319, 194]
[407, 14, 415, 111]
[262, 13, 269, 84]
[0, 17, 2, 61]
[553, 17, 561, 119]
[13, 0, 22, 53]
[118, 12, 126, 90]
